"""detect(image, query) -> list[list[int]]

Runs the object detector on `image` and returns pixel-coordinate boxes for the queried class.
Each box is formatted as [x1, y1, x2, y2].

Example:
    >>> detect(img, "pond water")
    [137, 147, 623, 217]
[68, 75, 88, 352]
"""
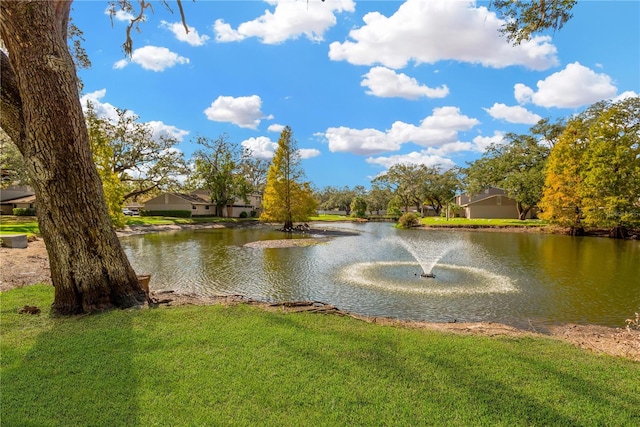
[121, 222, 640, 329]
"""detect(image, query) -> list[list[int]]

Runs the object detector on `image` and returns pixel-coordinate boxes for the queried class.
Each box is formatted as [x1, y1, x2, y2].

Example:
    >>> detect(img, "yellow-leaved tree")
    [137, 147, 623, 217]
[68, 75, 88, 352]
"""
[260, 126, 317, 230]
[86, 104, 127, 228]
[538, 120, 588, 230]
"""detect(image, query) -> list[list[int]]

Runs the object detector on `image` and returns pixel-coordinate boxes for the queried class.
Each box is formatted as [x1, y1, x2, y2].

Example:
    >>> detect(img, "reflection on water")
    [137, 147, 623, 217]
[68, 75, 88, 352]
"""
[121, 222, 640, 328]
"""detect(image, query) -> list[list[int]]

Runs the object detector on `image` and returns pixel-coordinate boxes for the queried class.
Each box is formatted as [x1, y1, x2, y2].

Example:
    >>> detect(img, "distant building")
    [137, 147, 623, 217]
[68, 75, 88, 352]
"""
[0, 185, 36, 215]
[455, 187, 535, 219]
[143, 191, 262, 218]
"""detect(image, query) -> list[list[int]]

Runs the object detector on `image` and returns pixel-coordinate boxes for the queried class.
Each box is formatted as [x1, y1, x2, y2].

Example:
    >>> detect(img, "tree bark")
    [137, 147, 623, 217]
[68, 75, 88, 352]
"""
[516, 203, 531, 220]
[609, 226, 628, 239]
[0, 1, 146, 314]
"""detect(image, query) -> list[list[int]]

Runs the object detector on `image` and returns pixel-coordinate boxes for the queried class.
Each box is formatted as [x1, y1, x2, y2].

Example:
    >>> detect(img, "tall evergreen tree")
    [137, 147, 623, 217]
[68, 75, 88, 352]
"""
[260, 126, 316, 230]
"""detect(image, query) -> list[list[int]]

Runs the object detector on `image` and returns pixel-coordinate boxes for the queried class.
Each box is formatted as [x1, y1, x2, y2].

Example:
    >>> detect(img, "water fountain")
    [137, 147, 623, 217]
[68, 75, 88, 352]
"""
[394, 236, 454, 278]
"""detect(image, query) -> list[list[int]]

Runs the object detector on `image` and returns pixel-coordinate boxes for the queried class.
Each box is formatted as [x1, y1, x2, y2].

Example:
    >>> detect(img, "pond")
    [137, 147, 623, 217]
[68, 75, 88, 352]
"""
[121, 222, 640, 329]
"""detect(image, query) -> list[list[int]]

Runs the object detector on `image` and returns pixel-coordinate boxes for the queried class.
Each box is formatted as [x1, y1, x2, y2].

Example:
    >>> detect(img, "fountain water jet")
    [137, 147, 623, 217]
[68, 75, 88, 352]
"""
[390, 235, 458, 278]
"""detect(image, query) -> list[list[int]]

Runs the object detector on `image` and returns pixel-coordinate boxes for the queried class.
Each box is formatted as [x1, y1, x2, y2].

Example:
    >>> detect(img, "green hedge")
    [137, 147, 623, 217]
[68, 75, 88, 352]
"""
[12, 208, 36, 216]
[139, 210, 192, 218]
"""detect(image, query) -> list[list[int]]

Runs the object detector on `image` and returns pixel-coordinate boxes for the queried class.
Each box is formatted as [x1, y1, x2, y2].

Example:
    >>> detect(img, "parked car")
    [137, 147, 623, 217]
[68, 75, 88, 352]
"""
[122, 208, 136, 216]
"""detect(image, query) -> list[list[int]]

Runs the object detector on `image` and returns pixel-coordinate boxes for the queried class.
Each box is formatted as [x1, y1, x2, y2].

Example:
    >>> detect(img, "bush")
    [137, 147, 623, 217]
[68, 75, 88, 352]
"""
[398, 212, 421, 229]
[139, 210, 192, 218]
[12, 208, 36, 216]
[387, 206, 402, 220]
[250, 210, 257, 218]
[239, 211, 248, 218]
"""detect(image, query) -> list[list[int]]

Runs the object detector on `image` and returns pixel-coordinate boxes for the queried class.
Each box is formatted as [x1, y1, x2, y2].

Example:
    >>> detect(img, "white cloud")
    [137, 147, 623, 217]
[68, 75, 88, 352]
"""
[424, 141, 473, 156]
[515, 62, 618, 108]
[213, 20, 246, 42]
[268, 123, 286, 133]
[361, 67, 449, 99]
[160, 20, 210, 46]
[612, 91, 639, 103]
[242, 136, 278, 159]
[113, 45, 190, 72]
[390, 107, 480, 147]
[113, 59, 128, 70]
[325, 127, 399, 156]
[514, 83, 534, 105]
[242, 135, 320, 160]
[328, 0, 557, 70]
[484, 103, 542, 124]
[214, 0, 355, 44]
[105, 6, 135, 22]
[298, 148, 321, 159]
[204, 95, 273, 129]
[80, 89, 189, 142]
[324, 106, 479, 155]
[80, 89, 121, 122]
[366, 151, 456, 170]
[473, 132, 505, 152]
[146, 121, 190, 142]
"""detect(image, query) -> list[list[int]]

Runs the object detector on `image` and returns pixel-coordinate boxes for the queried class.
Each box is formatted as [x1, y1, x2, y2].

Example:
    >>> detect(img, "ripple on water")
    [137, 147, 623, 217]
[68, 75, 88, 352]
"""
[341, 261, 517, 295]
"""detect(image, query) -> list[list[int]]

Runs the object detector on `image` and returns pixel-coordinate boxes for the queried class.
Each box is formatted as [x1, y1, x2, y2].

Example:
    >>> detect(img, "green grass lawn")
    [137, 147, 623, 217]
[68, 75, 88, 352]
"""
[0, 215, 551, 237]
[421, 217, 548, 227]
[0, 216, 40, 237]
[309, 214, 352, 221]
[124, 216, 256, 226]
[2, 285, 639, 426]
[0, 216, 258, 236]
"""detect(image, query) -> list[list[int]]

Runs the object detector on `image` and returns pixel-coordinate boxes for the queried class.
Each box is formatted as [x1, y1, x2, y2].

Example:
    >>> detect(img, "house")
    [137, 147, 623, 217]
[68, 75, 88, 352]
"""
[455, 187, 535, 219]
[143, 191, 262, 218]
[143, 193, 213, 217]
[0, 185, 36, 215]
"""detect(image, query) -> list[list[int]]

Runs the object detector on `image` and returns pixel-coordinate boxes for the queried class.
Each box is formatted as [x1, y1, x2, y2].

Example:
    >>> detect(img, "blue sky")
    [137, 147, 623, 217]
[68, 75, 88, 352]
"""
[73, 0, 640, 189]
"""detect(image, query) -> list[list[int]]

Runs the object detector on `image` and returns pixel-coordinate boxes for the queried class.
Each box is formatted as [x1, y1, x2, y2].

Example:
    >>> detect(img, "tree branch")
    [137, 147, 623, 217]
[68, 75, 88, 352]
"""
[0, 50, 26, 152]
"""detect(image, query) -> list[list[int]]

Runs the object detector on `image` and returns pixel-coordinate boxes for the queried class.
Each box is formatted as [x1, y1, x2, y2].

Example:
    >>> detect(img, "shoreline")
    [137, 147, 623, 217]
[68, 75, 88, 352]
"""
[418, 224, 640, 238]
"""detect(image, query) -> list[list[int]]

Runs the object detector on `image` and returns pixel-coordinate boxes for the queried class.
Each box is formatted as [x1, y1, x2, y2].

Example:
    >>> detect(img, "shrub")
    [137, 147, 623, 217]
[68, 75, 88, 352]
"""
[139, 210, 192, 218]
[12, 208, 36, 216]
[239, 211, 248, 218]
[250, 210, 257, 218]
[387, 206, 402, 220]
[350, 196, 368, 218]
[398, 212, 421, 228]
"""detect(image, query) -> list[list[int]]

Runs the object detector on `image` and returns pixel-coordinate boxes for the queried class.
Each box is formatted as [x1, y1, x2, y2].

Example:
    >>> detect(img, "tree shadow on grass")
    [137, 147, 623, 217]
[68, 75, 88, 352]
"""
[1, 306, 140, 426]
[258, 312, 640, 425]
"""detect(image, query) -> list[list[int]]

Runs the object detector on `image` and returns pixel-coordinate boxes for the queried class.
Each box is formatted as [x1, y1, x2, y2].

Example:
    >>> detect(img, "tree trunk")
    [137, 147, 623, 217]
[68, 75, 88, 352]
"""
[569, 226, 585, 236]
[516, 202, 531, 220]
[609, 226, 628, 239]
[0, 1, 146, 314]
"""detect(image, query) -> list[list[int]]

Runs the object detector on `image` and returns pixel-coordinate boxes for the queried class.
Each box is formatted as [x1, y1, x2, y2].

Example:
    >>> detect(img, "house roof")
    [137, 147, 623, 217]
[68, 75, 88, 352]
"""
[458, 193, 509, 207]
[0, 194, 36, 204]
[172, 193, 210, 205]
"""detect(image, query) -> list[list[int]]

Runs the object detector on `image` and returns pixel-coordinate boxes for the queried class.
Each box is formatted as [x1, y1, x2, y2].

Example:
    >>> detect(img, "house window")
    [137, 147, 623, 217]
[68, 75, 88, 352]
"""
[497, 195, 502, 205]
[192, 205, 196, 210]
[206, 205, 210, 210]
